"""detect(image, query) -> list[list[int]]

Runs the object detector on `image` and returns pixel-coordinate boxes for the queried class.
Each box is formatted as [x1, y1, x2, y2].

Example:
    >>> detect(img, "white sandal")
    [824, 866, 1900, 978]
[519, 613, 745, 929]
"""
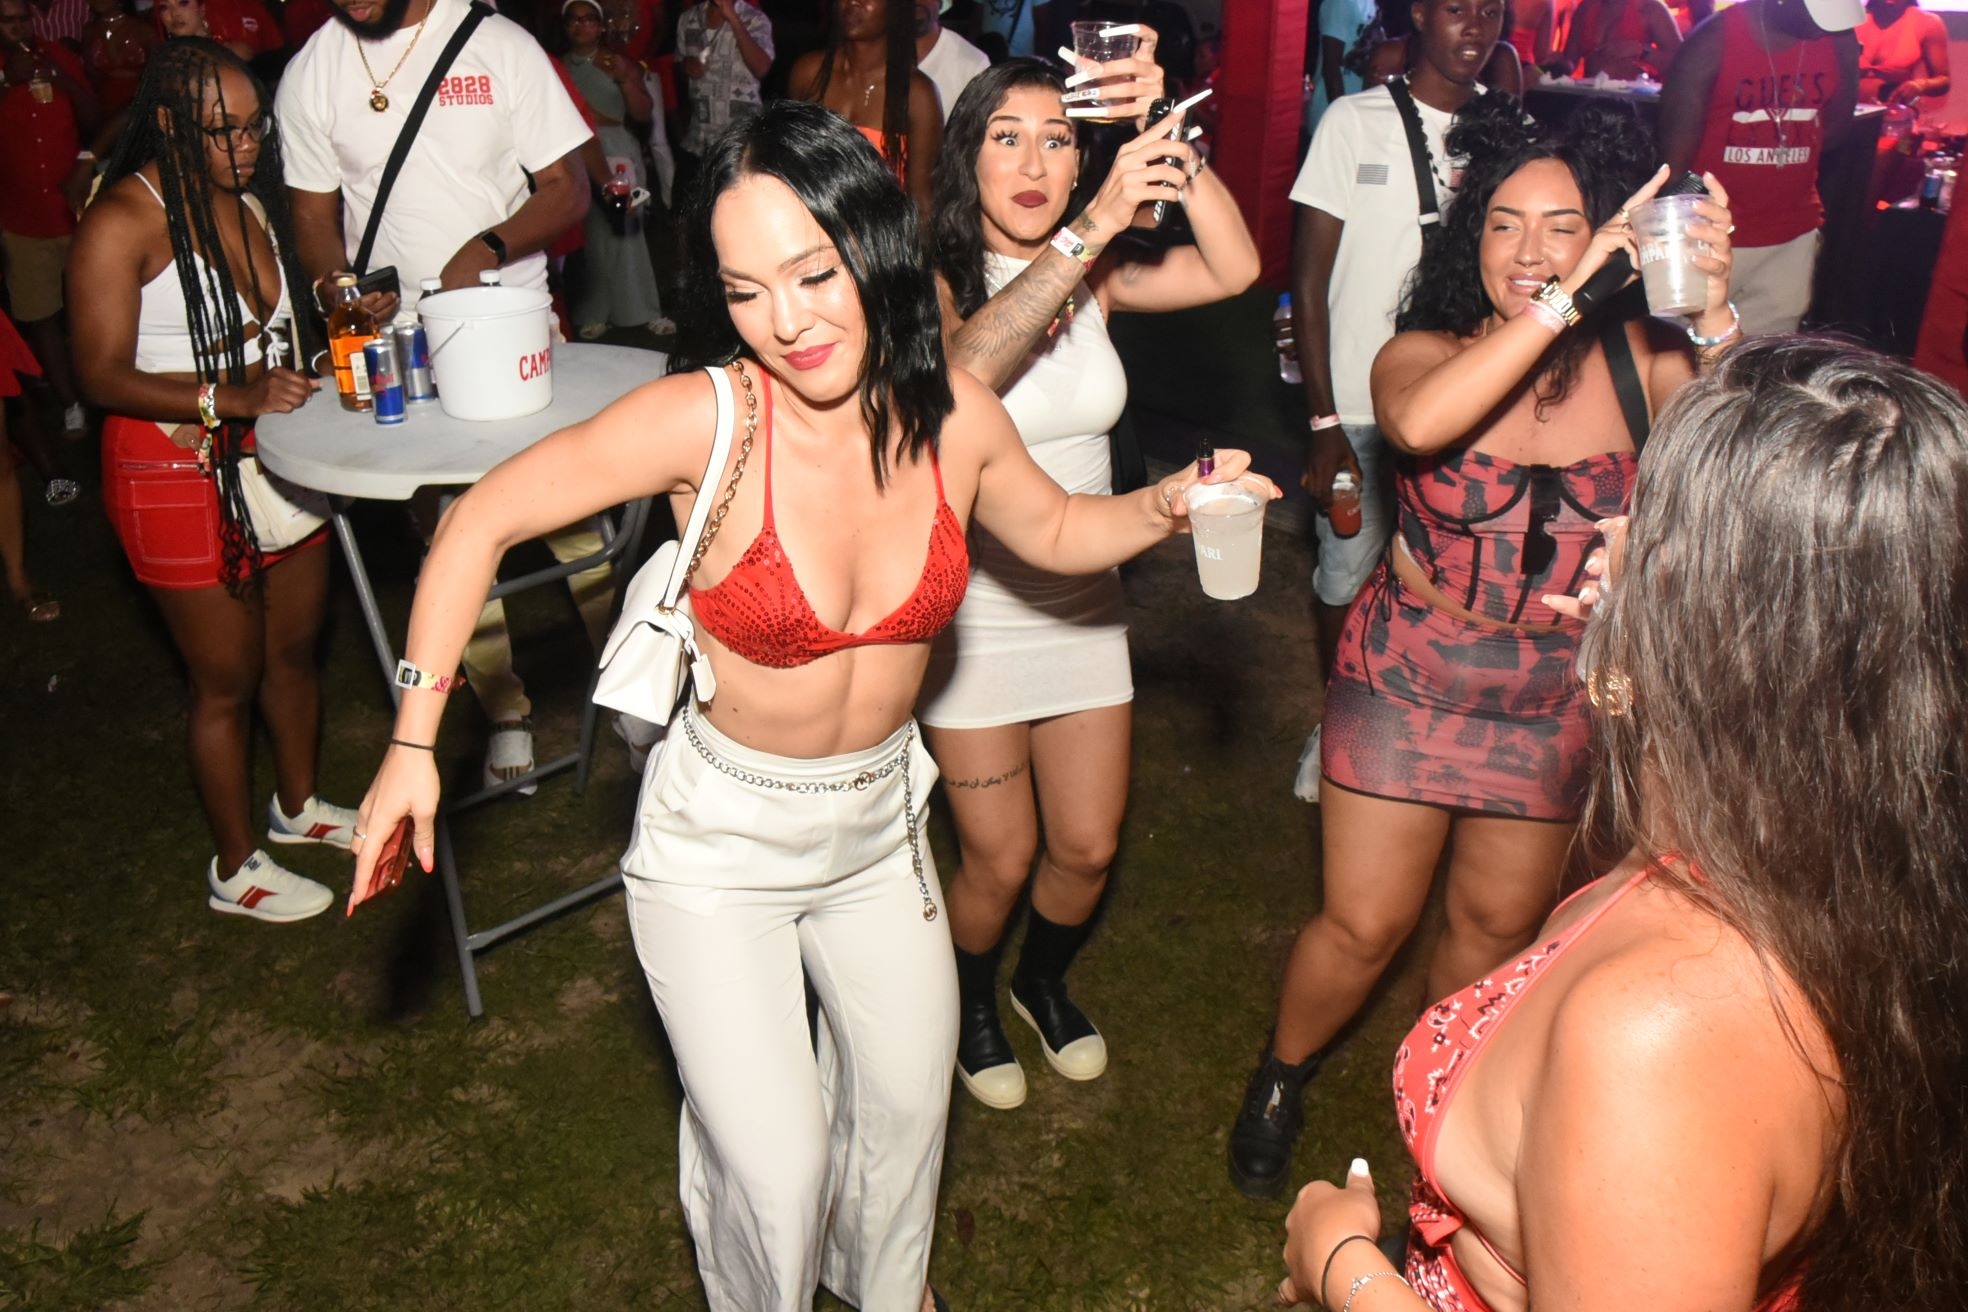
[484, 718, 538, 796]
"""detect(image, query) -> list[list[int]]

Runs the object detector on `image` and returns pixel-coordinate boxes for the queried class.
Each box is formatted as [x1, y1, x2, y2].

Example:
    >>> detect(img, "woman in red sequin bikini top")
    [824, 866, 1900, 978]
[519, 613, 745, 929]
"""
[689, 370, 969, 667]
[352, 103, 1278, 1312]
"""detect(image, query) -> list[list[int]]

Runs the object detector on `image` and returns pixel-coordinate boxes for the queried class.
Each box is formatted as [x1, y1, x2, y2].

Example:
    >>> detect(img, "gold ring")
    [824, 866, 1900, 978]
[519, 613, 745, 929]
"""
[352, 828, 367, 841]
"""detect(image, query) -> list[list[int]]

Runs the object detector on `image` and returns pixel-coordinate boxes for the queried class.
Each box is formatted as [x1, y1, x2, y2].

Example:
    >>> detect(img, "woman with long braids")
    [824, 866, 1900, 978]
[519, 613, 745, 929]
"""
[920, 52, 1259, 1111]
[1278, 340, 1968, 1310]
[789, 0, 941, 217]
[1227, 98, 1738, 1198]
[71, 38, 357, 923]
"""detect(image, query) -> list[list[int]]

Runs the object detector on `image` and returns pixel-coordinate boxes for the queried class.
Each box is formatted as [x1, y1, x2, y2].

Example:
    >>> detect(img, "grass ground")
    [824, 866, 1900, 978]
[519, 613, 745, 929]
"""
[0, 329, 1436, 1311]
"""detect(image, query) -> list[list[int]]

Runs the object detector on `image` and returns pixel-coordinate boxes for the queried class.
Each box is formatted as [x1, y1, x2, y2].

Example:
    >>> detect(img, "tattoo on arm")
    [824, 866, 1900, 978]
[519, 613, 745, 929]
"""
[942, 759, 1032, 790]
[948, 257, 1091, 385]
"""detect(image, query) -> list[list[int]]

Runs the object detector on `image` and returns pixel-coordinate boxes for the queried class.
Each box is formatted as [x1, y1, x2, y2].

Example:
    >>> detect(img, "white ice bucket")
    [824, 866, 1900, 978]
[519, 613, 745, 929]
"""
[418, 286, 554, 421]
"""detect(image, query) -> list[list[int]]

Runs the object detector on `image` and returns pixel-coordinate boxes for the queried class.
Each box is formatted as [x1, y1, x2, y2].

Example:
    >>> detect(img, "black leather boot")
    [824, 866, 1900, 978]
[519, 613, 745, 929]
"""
[1008, 910, 1107, 1081]
[954, 941, 1026, 1109]
[1228, 1046, 1324, 1199]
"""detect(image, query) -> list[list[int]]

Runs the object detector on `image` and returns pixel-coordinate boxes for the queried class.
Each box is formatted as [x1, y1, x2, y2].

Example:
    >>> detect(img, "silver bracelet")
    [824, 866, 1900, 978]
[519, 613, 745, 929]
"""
[1686, 300, 1741, 349]
[1339, 1269, 1405, 1312]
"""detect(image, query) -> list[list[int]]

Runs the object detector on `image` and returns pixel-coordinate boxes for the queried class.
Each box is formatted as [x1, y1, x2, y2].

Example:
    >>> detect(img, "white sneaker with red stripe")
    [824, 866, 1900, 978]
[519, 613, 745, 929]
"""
[208, 850, 333, 923]
[267, 794, 359, 849]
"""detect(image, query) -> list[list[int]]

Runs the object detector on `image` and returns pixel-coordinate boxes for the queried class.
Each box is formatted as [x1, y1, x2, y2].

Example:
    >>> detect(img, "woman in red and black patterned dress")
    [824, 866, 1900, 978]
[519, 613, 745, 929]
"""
[1227, 97, 1737, 1198]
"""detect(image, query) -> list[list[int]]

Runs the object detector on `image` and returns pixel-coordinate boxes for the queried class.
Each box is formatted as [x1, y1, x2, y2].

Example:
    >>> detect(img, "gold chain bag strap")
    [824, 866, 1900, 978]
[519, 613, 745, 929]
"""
[593, 361, 760, 725]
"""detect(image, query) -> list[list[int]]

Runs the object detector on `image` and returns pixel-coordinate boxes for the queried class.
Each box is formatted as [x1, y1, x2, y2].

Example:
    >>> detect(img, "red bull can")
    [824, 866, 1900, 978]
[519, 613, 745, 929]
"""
[365, 336, 405, 425]
[396, 323, 436, 403]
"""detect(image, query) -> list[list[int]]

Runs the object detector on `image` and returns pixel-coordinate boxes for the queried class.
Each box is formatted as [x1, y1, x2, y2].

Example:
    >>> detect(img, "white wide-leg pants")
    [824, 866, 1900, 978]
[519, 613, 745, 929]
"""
[620, 707, 958, 1312]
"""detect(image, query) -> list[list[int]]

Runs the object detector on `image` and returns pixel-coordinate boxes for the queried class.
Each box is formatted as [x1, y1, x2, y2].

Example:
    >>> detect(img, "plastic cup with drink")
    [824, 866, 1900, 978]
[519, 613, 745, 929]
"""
[1327, 469, 1362, 538]
[1630, 193, 1710, 318]
[1062, 22, 1142, 122]
[1186, 474, 1270, 601]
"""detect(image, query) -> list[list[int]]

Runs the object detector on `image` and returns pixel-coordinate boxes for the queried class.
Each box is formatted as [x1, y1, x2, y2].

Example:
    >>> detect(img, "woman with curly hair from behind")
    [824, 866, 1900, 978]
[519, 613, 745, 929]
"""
[1228, 96, 1741, 1197]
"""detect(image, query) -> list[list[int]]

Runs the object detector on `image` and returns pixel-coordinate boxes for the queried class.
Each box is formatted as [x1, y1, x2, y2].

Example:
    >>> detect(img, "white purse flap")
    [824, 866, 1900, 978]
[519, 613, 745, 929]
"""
[593, 365, 737, 711]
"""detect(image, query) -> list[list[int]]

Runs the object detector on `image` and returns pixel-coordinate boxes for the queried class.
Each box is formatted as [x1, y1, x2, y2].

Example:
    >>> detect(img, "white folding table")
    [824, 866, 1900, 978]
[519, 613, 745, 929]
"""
[257, 343, 667, 1017]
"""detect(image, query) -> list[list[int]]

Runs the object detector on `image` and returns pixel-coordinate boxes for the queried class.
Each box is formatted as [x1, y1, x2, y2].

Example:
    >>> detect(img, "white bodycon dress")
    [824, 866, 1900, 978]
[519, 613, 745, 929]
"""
[918, 251, 1132, 729]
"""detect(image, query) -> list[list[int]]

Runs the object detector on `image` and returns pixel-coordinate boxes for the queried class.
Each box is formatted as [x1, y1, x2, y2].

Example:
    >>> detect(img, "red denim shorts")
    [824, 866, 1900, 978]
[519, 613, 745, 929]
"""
[100, 414, 325, 589]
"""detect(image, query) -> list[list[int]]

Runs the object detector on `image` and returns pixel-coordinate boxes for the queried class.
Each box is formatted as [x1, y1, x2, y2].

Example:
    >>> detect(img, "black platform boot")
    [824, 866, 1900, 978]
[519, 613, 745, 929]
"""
[954, 940, 1026, 1109]
[1228, 1046, 1325, 1199]
[1008, 910, 1108, 1081]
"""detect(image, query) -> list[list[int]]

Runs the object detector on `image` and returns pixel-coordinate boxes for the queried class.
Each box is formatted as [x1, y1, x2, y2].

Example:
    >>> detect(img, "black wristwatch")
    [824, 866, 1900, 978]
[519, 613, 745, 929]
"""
[476, 228, 508, 264]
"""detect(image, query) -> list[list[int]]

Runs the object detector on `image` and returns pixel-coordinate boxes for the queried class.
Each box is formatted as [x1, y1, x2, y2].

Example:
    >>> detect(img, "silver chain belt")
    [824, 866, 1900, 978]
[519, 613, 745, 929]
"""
[680, 714, 939, 922]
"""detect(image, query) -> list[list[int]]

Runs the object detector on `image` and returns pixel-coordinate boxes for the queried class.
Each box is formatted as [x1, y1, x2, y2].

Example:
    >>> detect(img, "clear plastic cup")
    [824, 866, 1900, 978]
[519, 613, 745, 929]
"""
[1069, 22, 1141, 122]
[1186, 475, 1269, 601]
[1630, 193, 1711, 318]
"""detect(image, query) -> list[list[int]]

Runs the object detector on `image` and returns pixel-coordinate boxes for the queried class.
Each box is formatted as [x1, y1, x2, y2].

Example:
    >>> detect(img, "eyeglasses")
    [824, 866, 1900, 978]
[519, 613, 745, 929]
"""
[202, 115, 273, 149]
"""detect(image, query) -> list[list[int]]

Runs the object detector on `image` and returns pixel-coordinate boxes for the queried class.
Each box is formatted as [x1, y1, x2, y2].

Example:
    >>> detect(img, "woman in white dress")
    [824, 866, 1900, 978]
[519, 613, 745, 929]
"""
[922, 51, 1260, 1109]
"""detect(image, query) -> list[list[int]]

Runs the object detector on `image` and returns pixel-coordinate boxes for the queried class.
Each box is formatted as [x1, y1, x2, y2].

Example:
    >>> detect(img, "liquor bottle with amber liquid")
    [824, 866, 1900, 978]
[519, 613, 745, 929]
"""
[327, 273, 378, 412]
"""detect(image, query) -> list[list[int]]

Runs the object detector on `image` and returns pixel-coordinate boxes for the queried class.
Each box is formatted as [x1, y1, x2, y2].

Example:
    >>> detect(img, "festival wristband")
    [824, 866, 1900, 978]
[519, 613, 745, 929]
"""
[1050, 225, 1097, 265]
[1523, 300, 1568, 336]
[197, 382, 221, 430]
[394, 659, 466, 693]
[1310, 414, 1343, 432]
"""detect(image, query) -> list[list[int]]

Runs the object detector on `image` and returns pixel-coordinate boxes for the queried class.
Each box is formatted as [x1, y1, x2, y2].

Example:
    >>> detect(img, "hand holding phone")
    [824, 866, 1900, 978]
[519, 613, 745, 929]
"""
[346, 815, 416, 916]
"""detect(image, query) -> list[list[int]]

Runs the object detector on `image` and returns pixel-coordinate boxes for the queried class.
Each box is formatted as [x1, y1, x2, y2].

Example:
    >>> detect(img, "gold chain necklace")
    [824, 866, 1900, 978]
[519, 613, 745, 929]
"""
[357, 5, 433, 112]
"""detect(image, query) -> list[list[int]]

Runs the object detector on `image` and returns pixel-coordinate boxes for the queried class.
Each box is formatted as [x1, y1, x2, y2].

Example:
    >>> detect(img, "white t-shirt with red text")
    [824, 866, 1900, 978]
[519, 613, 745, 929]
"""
[276, 0, 592, 306]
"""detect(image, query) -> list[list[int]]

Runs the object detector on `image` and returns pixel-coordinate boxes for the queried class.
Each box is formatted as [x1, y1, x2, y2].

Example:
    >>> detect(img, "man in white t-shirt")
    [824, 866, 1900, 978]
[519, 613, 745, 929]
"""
[279, 0, 593, 313]
[1283, 0, 1499, 803]
[916, 0, 989, 121]
[280, 0, 610, 793]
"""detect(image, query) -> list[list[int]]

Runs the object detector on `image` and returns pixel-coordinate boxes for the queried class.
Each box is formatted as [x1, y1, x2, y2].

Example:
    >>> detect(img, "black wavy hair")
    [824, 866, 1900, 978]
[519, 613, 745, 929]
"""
[1395, 93, 1654, 413]
[103, 37, 317, 595]
[929, 58, 1084, 318]
[806, 0, 918, 177]
[668, 100, 953, 488]
[1580, 338, 1968, 1309]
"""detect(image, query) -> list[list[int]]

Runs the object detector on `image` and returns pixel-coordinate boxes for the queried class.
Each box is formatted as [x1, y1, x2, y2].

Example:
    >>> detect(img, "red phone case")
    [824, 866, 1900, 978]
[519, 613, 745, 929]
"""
[347, 816, 416, 916]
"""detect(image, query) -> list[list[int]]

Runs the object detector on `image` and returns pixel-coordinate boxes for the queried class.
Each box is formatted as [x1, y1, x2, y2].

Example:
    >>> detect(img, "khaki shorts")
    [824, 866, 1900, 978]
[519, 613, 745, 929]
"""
[2, 231, 70, 323]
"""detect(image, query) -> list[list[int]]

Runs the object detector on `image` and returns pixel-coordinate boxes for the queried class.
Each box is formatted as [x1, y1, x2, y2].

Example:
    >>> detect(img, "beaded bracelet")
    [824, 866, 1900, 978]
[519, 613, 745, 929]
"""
[1686, 301, 1741, 349]
[1310, 414, 1343, 432]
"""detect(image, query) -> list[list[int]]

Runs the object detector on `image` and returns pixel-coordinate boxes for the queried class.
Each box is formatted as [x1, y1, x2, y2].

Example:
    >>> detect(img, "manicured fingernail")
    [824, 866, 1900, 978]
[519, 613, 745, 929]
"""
[1541, 594, 1561, 608]
[1350, 1157, 1370, 1177]
[1063, 70, 1094, 88]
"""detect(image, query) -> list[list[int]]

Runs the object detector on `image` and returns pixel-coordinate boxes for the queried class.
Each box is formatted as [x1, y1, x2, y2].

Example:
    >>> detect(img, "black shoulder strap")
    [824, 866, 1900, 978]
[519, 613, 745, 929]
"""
[1597, 310, 1651, 456]
[354, 1, 494, 275]
[1383, 77, 1441, 236]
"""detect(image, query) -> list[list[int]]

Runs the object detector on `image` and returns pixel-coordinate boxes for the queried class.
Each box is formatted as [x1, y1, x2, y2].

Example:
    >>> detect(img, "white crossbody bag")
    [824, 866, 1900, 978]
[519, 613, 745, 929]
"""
[593, 363, 749, 725]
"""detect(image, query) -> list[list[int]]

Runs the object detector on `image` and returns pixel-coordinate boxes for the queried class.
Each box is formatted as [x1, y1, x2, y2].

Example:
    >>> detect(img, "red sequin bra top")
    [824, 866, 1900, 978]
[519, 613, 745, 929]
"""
[1390, 862, 1801, 1312]
[688, 372, 969, 669]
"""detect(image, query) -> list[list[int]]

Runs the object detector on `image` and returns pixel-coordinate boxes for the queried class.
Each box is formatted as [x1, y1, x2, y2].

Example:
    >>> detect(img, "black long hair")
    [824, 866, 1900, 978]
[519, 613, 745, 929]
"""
[1395, 93, 1652, 413]
[1579, 338, 1968, 1309]
[102, 38, 318, 594]
[928, 58, 1083, 319]
[806, 0, 917, 177]
[668, 100, 953, 488]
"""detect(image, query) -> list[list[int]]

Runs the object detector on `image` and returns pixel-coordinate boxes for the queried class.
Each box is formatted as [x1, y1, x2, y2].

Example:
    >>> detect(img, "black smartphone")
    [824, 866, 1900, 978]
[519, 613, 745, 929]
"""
[1141, 98, 1183, 229]
[355, 264, 399, 301]
[1658, 170, 1710, 199]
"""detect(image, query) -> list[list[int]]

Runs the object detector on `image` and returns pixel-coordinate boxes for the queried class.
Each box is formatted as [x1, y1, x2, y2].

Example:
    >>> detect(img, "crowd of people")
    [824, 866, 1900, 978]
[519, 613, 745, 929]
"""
[8, 0, 1968, 1309]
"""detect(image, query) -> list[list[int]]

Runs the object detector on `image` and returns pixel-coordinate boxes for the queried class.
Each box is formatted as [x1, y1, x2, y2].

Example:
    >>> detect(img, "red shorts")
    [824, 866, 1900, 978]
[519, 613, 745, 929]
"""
[100, 413, 326, 590]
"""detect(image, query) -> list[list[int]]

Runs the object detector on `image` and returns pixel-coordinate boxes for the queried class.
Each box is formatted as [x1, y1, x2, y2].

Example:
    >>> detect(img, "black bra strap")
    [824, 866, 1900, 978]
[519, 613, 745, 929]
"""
[1597, 313, 1651, 456]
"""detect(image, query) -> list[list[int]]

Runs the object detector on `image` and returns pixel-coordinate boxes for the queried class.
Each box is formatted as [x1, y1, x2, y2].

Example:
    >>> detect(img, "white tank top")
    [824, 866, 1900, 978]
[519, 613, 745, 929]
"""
[131, 172, 293, 375]
[968, 250, 1129, 595]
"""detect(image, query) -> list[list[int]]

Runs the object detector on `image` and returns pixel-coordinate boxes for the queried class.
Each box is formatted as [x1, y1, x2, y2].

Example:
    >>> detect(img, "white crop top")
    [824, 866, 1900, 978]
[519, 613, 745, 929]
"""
[131, 172, 294, 375]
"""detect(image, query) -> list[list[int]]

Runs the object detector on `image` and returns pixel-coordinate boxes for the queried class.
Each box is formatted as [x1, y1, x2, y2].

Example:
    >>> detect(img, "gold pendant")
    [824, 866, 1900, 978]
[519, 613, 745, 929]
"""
[369, 88, 389, 112]
[922, 903, 938, 922]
